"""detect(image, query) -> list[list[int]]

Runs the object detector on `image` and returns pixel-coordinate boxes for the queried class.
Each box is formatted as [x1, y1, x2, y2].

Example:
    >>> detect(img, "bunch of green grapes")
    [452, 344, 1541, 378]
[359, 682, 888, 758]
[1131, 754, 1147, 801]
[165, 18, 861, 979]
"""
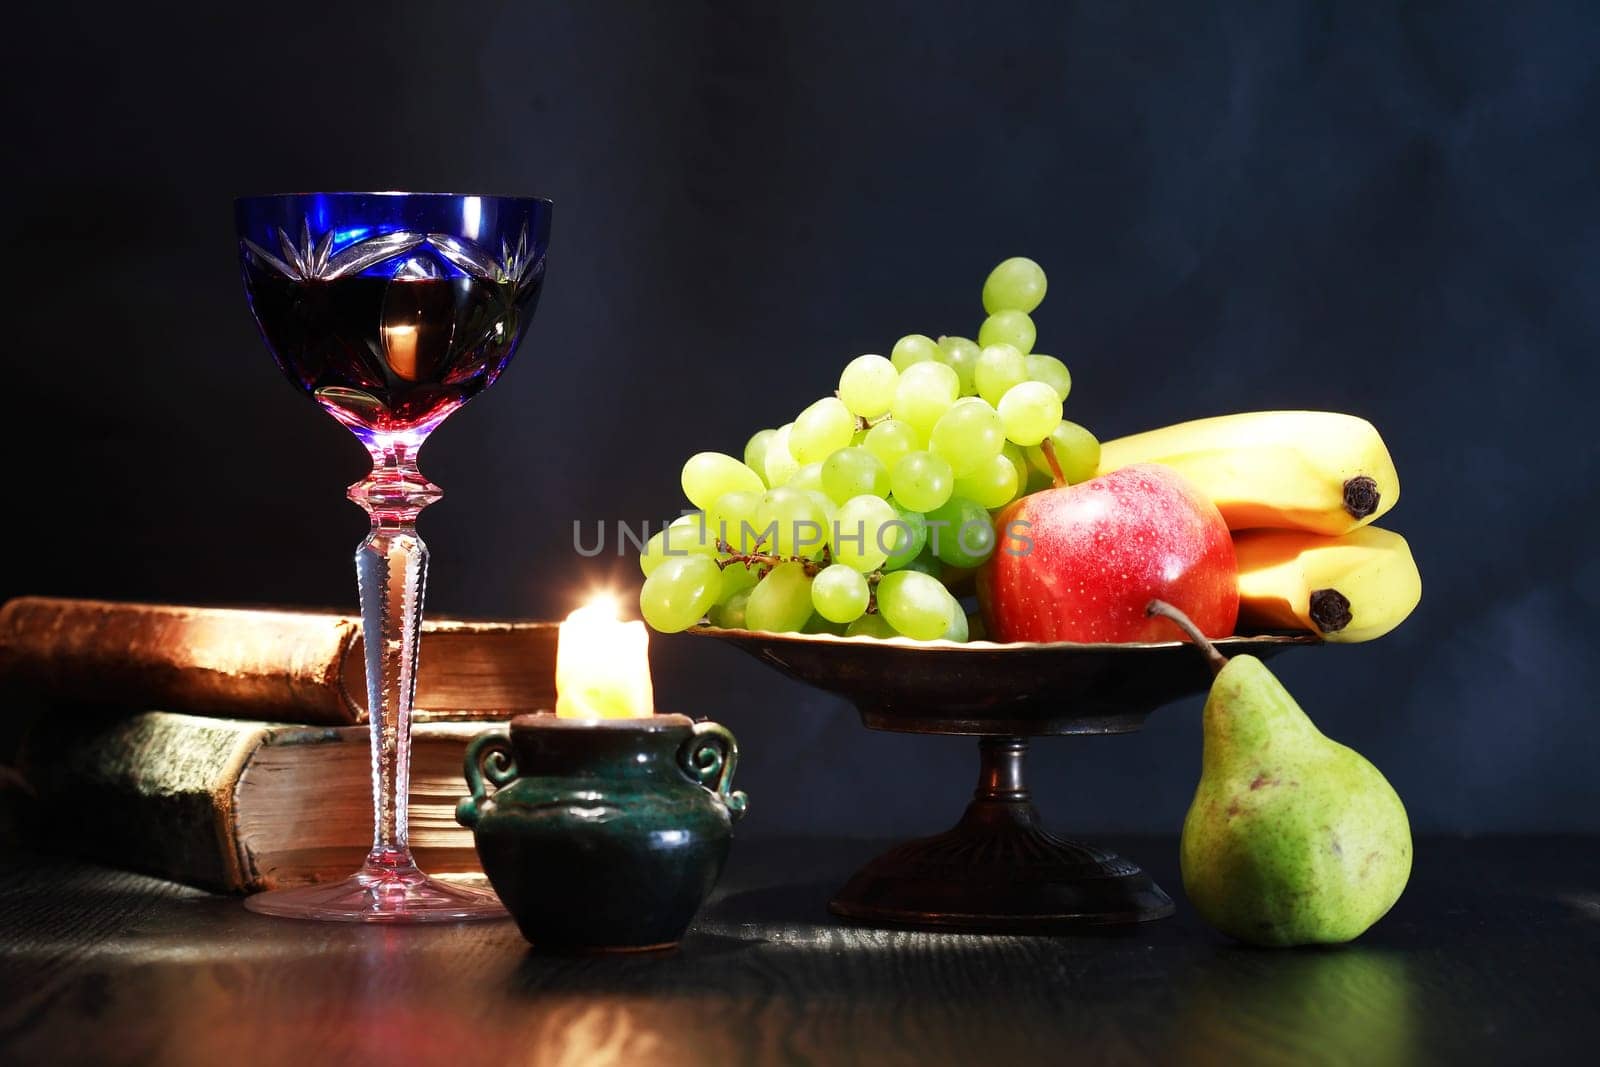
[639, 257, 1101, 640]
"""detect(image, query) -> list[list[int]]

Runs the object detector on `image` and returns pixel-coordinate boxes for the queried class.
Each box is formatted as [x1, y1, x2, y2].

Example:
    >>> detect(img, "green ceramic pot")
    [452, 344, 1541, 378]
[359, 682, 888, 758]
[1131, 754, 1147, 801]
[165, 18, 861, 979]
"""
[457, 713, 747, 951]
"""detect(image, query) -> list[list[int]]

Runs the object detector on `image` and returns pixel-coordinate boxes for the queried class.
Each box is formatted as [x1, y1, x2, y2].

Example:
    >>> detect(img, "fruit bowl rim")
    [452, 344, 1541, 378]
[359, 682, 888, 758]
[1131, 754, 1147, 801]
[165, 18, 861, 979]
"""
[686, 624, 1320, 653]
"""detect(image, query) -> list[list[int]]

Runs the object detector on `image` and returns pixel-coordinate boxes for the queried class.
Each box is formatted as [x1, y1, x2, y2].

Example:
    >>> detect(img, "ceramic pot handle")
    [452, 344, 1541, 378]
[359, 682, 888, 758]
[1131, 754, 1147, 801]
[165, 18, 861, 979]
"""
[456, 731, 518, 829]
[678, 721, 749, 821]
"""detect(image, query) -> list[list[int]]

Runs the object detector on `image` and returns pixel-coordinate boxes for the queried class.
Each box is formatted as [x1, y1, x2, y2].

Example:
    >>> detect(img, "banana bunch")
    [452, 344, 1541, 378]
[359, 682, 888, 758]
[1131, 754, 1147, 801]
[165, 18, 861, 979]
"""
[1098, 411, 1418, 643]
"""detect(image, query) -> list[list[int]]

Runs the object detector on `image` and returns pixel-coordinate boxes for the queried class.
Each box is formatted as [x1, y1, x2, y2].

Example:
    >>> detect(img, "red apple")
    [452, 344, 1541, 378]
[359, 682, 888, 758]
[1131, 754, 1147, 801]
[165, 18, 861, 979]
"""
[978, 463, 1238, 643]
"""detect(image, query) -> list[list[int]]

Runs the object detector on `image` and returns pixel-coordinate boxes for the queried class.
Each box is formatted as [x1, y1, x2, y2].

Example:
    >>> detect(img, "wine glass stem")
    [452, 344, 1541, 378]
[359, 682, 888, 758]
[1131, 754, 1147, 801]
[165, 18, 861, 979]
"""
[349, 434, 443, 875]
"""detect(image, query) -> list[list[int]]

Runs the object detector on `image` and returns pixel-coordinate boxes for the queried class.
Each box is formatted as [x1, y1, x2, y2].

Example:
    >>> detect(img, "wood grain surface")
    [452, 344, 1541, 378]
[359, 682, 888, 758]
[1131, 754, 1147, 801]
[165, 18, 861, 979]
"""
[1, 837, 1596, 1066]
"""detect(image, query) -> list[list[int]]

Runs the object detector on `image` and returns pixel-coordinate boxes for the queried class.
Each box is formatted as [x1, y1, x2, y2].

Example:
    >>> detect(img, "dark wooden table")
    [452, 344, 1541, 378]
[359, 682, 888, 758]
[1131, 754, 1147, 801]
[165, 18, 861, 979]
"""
[1, 836, 1596, 1066]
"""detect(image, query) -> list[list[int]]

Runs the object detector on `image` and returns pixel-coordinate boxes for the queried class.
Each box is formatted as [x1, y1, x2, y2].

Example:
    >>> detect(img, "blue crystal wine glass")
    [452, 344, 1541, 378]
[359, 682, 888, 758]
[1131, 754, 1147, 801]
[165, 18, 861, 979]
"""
[236, 192, 551, 921]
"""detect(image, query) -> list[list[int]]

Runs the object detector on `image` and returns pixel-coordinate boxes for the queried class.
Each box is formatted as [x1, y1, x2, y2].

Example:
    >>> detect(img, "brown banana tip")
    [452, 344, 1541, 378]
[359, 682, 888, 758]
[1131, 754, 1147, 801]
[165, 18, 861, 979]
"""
[1343, 475, 1381, 519]
[1308, 589, 1353, 633]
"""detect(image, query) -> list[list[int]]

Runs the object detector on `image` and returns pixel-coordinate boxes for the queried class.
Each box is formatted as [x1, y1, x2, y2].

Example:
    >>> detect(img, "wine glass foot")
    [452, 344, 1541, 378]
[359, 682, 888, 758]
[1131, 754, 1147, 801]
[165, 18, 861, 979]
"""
[244, 862, 508, 923]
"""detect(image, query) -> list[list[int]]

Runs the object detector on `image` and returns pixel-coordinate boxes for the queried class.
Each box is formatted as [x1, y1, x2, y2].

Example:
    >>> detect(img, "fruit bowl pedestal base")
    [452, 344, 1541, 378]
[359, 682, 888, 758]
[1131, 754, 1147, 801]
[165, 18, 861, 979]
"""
[688, 626, 1314, 933]
[830, 737, 1173, 931]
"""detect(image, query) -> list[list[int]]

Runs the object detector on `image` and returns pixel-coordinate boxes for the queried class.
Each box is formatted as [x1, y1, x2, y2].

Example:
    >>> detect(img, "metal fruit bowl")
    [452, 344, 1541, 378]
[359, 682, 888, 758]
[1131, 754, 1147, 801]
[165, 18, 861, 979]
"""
[688, 624, 1318, 933]
[688, 626, 1314, 736]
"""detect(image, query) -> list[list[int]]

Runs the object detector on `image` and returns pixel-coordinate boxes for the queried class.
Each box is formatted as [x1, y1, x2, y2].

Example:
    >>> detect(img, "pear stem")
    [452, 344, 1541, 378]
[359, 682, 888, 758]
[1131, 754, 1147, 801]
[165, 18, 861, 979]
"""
[1039, 438, 1069, 489]
[1146, 600, 1228, 676]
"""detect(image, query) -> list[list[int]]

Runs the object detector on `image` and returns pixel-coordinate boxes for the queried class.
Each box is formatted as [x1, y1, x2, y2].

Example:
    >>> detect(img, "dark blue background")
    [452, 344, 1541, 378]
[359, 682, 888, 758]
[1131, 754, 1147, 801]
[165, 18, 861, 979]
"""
[4, 2, 1596, 835]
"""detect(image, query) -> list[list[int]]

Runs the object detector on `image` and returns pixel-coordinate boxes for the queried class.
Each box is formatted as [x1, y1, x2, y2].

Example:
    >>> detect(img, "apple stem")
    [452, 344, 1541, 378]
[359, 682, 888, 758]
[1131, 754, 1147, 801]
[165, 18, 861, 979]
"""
[1146, 600, 1228, 676]
[1039, 438, 1069, 489]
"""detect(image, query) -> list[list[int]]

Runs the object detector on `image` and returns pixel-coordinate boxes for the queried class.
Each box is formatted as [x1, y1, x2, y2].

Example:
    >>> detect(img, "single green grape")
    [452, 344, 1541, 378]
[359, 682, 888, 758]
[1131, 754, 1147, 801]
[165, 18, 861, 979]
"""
[800, 492, 838, 550]
[936, 336, 982, 396]
[763, 423, 800, 486]
[953, 452, 1020, 509]
[881, 498, 927, 570]
[981, 257, 1047, 314]
[1025, 420, 1101, 484]
[803, 615, 849, 636]
[791, 396, 856, 464]
[788, 462, 824, 493]
[681, 452, 765, 512]
[744, 562, 814, 633]
[863, 418, 922, 469]
[929, 397, 1005, 475]
[832, 494, 899, 572]
[1025, 353, 1072, 402]
[708, 490, 763, 551]
[925, 496, 996, 568]
[805, 490, 839, 532]
[707, 587, 751, 629]
[743, 429, 776, 486]
[811, 563, 871, 624]
[996, 380, 1063, 446]
[941, 600, 970, 642]
[899, 550, 942, 579]
[821, 446, 890, 503]
[890, 333, 942, 371]
[755, 487, 829, 558]
[719, 560, 760, 601]
[639, 514, 717, 576]
[890, 361, 960, 436]
[876, 570, 954, 640]
[838, 354, 899, 418]
[974, 343, 1028, 406]
[846, 612, 900, 639]
[890, 450, 955, 512]
[639, 555, 722, 633]
[977, 310, 1036, 354]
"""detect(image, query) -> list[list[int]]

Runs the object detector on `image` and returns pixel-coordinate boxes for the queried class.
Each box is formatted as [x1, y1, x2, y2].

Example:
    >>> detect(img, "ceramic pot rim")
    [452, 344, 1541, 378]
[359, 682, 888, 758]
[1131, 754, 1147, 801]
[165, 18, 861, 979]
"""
[509, 711, 693, 733]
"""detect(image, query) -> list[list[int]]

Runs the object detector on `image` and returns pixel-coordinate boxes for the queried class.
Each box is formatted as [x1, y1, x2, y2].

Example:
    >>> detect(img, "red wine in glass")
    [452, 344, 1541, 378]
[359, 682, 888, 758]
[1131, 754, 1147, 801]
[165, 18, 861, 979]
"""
[242, 266, 536, 441]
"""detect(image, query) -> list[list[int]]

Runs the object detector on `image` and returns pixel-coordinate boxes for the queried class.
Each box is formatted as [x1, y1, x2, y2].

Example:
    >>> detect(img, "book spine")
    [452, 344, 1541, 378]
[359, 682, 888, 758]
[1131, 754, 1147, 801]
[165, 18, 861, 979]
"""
[0, 598, 361, 725]
[20, 713, 495, 894]
[0, 598, 561, 725]
[19, 711, 264, 892]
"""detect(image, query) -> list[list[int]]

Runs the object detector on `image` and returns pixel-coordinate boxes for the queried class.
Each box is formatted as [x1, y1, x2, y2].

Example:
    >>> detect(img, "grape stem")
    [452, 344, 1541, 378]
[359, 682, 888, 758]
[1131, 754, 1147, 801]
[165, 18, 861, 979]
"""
[715, 539, 836, 579]
[850, 410, 892, 433]
[715, 539, 888, 614]
[1039, 437, 1069, 489]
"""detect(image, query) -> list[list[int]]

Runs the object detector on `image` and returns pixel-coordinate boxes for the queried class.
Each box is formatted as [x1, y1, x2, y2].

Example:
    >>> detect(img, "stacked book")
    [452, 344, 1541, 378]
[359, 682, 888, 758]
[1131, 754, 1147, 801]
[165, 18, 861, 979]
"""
[0, 597, 557, 892]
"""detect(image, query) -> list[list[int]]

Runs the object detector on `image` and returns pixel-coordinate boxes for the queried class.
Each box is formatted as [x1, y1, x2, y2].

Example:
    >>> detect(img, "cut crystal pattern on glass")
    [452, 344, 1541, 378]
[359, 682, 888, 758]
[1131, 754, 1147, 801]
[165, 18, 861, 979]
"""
[497, 223, 541, 289]
[235, 192, 551, 922]
[243, 218, 540, 287]
[244, 222, 427, 282]
[426, 233, 500, 281]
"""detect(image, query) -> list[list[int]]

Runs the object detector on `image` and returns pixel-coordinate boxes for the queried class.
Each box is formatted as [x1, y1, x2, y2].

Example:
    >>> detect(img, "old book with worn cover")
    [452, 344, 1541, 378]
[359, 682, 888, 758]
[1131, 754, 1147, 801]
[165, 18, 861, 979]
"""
[20, 711, 499, 893]
[0, 597, 558, 725]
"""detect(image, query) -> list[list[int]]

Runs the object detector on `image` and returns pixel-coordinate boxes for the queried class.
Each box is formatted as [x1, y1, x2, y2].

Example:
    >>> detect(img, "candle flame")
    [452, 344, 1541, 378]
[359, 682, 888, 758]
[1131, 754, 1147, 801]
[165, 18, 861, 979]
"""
[568, 593, 621, 625]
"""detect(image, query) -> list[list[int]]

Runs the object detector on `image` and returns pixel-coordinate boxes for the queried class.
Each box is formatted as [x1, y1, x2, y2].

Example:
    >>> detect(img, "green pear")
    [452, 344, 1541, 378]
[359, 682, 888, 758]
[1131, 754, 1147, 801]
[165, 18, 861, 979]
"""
[1151, 601, 1412, 947]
